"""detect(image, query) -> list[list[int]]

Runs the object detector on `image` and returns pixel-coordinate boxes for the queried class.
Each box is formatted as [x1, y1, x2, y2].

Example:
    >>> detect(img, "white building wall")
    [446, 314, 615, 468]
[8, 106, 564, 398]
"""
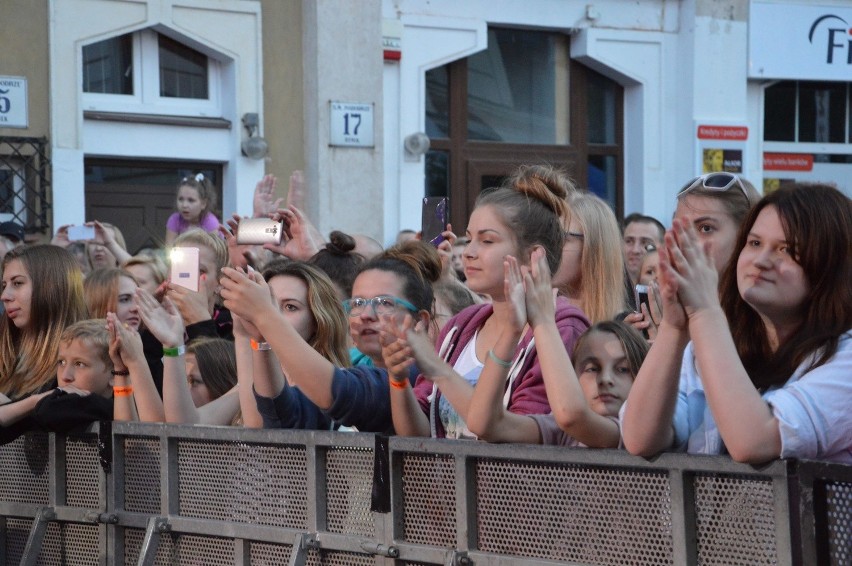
[302, 0, 385, 241]
[48, 0, 264, 229]
[379, 0, 773, 232]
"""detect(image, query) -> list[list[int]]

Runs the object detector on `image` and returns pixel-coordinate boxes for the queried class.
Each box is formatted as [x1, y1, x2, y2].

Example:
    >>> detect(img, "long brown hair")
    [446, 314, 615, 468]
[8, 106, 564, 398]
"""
[719, 183, 852, 390]
[262, 260, 349, 367]
[84, 268, 137, 318]
[0, 245, 88, 398]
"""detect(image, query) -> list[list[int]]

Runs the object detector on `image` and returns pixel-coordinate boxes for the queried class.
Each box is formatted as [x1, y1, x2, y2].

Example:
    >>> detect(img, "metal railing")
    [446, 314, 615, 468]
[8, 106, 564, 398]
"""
[0, 422, 849, 565]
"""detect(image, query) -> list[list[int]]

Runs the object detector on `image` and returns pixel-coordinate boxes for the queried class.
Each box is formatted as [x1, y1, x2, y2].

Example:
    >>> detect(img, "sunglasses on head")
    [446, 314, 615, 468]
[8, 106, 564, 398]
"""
[678, 172, 748, 200]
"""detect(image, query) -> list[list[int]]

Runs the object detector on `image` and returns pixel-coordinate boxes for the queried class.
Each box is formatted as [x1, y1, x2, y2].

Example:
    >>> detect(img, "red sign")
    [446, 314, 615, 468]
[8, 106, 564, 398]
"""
[763, 153, 814, 171]
[697, 125, 749, 140]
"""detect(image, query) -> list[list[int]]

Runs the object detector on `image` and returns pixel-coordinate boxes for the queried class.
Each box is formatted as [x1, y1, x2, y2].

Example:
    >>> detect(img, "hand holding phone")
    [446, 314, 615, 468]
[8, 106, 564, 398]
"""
[421, 197, 448, 247]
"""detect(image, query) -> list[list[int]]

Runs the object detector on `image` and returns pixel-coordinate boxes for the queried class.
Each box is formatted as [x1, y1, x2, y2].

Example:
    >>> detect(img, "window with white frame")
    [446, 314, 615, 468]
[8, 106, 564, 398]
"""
[82, 29, 221, 117]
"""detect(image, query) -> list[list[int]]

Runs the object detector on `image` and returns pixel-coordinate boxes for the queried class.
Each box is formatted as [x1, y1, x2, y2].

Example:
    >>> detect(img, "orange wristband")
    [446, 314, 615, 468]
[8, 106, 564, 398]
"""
[250, 339, 272, 351]
[113, 386, 133, 397]
[389, 378, 409, 390]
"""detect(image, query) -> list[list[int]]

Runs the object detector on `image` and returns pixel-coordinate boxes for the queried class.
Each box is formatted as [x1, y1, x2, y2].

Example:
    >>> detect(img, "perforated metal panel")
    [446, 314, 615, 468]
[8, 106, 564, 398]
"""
[124, 529, 235, 565]
[250, 541, 294, 564]
[0, 434, 49, 504]
[400, 453, 457, 547]
[325, 446, 375, 536]
[4, 517, 32, 564]
[476, 459, 674, 564]
[123, 436, 161, 513]
[124, 527, 172, 566]
[65, 435, 102, 509]
[825, 481, 852, 566]
[177, 440, 308, 528]
[40, 522, 102, 565]
[693, 474, 778, 565]
[306, 548, 376, 565]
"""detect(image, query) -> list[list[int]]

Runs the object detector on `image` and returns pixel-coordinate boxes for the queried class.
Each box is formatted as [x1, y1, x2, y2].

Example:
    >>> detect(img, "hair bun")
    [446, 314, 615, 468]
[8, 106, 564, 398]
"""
[326, 231, 356, 255]
[384, 241, 442, 284]
[505, 164, 574, 218]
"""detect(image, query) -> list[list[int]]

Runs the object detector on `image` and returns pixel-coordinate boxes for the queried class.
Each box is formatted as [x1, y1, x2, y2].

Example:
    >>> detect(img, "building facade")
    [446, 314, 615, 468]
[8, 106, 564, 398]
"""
[1, 0, 850, 249]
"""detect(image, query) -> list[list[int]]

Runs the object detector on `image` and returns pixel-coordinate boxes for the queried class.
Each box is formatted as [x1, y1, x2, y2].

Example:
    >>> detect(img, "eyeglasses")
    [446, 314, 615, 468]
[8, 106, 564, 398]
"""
[342, 295, 419, 317]
[678, 172, 748, 200]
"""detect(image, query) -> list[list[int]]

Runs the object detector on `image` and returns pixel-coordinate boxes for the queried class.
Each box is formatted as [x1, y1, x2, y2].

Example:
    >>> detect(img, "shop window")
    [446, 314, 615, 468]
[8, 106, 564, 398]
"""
[82, 30, 220, 117]
[764, 81, 850, 143]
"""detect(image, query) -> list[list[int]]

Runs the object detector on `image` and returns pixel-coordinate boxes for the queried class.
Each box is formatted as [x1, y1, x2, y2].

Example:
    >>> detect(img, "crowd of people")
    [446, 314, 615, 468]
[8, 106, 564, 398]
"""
[0, 165, 850, 465]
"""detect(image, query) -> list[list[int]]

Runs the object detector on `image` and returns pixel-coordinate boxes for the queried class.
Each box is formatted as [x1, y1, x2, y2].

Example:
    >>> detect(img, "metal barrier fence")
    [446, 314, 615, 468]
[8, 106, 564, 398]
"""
[0, 422, 849, 565]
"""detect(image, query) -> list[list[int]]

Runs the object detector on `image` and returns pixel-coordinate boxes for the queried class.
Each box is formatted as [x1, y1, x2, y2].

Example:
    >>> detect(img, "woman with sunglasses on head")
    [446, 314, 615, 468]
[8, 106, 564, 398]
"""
[219, 243, 440, 433]
[626, 172, 762, 339]
[382, 166, 590, 439]
[622, 183, 852, 463]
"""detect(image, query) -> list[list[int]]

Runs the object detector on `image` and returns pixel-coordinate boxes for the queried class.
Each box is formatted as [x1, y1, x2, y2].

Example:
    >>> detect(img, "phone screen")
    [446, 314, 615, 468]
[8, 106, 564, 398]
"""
[170, 247, 200, 292]
[421, 197, 448, 247]
[67, 225, 96, 241]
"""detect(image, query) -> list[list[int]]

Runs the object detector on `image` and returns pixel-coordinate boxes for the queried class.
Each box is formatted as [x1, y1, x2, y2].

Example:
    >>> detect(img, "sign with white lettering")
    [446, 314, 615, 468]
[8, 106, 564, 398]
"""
[0, 76, 28, 128]
[329, 102, 374, 147]
[750, 2, 852, 80]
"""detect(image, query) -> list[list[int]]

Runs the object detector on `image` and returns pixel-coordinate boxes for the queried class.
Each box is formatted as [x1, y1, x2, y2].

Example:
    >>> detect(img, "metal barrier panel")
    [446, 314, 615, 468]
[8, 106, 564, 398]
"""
[1, 423, 850, 565]
[824, 480, 852, 566]
[0, 435, 49, 506]
[476, 459, 673, 564]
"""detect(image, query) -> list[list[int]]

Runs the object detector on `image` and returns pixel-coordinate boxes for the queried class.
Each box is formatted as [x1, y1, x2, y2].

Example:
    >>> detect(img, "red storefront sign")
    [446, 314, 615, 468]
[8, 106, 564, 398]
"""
[763, 153, 814, 171]
[697, 125, 749, 140]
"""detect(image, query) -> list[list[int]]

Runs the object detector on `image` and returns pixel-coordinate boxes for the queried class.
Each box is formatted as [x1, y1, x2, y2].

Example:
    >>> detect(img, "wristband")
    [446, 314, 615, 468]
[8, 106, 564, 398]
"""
[111, 368, 130, 377]
[389, 378, 409, 390]
[250, 339, 272, 351]
[113, 386, 133, 397]
[162, 345, 186, 357]
[487, 349, 513, 368]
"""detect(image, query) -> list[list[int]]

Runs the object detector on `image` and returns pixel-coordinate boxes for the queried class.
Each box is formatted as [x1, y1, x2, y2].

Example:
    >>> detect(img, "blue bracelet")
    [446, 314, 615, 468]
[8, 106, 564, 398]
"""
[487, 349, 513, 368]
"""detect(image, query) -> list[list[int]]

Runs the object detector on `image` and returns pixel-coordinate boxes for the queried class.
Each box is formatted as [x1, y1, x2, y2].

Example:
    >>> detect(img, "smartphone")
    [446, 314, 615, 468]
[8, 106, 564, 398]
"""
[634, 284, 650, 339]
[67, 225, 96, 241]
[421, 197, 448, 247]
[236, 217, 284, 246]
[170, 247, 200, 292]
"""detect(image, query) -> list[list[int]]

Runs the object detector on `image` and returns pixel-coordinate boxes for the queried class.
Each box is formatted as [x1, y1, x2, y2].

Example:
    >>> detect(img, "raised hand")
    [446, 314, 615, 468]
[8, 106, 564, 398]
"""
[136, 289, 185, 347]
[51, 225, 72, 249]
[253, 174, 284, 218]
[665, 218, 721, 318]
[286, 170, 305, 210]
[435, 224, 458, 279]
[502, 255, 527, 333]
[218, 213, 256, 270]
[166, 275, 212, 325]
[264, 205, 323, 260]
[379, 315, 416, 383]
[656, 234, 689, 330]
[219, 266, 275, 325]
[231, 312, 264, 342]
[523, 248, 556, 329]
[107, 312, 145, 368]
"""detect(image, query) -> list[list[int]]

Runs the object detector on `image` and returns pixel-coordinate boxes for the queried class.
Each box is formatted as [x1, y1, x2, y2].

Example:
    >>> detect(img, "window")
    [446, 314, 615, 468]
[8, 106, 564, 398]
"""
[82, 30, 220, 116]
[764, 81, 851, 143]
[424, 27, 623, 227]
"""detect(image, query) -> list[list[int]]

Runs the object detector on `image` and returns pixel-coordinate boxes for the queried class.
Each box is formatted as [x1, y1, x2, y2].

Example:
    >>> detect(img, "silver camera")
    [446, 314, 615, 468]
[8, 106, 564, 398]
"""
[236, 218, 284, 246]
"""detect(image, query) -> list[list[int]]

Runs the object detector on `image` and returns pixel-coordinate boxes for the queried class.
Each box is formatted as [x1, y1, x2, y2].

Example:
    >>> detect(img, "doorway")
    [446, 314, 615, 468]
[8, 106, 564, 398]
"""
[84, 159, 222, 254]
[424, 27, 623, 231]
